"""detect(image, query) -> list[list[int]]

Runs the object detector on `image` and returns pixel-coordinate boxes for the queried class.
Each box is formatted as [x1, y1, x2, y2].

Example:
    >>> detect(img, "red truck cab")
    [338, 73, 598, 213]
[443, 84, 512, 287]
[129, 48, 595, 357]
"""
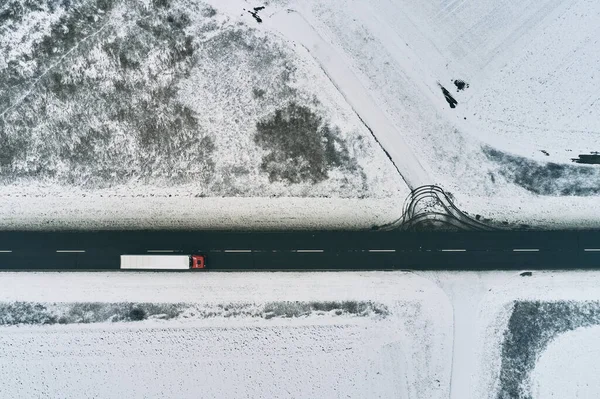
[191, 254, 206, 269]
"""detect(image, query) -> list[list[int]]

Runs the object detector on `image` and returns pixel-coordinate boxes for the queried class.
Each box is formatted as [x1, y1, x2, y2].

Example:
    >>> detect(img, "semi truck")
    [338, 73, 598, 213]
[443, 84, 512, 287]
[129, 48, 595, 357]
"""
[120, 254, 206, 270]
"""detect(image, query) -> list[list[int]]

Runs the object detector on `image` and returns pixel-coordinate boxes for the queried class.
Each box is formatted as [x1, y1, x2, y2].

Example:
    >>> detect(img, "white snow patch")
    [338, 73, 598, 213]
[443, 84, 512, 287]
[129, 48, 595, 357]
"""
[529, 325, 600, 399]
[0, 271, 452, 399]
[0, 322, 405, 398]
[0, 191, 402, 230]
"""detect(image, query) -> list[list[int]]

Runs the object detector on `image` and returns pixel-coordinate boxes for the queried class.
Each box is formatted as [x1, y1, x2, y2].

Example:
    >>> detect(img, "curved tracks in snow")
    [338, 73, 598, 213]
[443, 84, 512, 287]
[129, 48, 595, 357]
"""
[268, 11, 496, 233]
[380, 185, 498, 232]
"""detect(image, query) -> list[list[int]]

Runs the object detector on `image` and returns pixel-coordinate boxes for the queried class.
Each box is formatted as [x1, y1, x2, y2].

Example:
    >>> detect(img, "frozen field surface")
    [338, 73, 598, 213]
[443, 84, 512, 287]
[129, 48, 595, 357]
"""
[0, 272, 452, 399]
[530, 325, 600, 399]
[1, 322, 406, 398]
[0, 194, 402, 230]
[2, 271, 600, 398]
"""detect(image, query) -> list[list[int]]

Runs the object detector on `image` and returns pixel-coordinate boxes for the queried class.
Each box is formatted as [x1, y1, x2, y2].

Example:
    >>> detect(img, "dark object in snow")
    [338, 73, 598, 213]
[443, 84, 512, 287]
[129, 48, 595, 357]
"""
[129, 307, 147, 321]
[571, 153, 600, 164]
[520, 271, 533, 277]
[438, 84, 457, 108]
[254, 102, 356, 184]
[540, 150, 549, 156]
[247, 6, 265, 23]
[453, 79, 469, 91]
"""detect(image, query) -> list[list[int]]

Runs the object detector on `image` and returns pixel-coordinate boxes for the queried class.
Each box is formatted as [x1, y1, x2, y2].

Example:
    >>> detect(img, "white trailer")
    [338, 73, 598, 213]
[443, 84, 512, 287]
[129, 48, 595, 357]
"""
[120, 255, 191, 270]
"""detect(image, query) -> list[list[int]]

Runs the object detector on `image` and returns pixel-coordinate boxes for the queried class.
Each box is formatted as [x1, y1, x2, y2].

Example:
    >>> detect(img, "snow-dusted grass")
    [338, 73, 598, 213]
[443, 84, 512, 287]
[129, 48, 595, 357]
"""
[0, 271, 452, 399]
[1, 0, 390, 194]
[496, 300, 600, 399]
[529, 325, 600, 399]
[0, 0, 406, 230]
[3, 0, 600, 229]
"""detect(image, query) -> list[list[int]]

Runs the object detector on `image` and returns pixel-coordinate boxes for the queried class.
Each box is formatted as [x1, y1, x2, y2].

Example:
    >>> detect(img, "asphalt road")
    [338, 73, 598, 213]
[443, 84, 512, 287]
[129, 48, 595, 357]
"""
[0, 230, 599, 270]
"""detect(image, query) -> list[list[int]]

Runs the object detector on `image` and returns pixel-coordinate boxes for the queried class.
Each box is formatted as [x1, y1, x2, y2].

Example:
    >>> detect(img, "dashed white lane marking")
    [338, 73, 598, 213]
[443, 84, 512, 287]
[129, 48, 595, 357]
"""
[0, 250, 12, 253]
[56, 250, 86, 253]
[441, 249, 467, 252]
[368, 249, 396, 253]
[295, 249, 324, 253]
[224, 249, 252, 253]
[584, 248, 600, 252]
[513, 249, 540, 252]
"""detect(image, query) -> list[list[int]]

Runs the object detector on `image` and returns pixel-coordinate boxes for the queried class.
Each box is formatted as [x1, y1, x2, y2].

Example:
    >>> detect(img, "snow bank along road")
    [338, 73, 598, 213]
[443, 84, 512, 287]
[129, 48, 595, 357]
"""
[0, 230, 599, 270]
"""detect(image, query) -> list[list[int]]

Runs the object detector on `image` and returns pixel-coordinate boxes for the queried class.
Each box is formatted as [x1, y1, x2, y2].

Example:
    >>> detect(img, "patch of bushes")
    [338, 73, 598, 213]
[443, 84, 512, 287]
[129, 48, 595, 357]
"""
[483, 146, 600, 196]
[152, 0, 171, 8]
[0, 302, 58, 325]
[0, 128, 19, 168]
[0, 1, 54, 25]
[255, 103, 357, 184]
[129, 307, 147, 321]
[202, 6, 217, 18]
[0, 300, 388, 326]
[0, 302, 185, 326]
[263, 300, 388, 318]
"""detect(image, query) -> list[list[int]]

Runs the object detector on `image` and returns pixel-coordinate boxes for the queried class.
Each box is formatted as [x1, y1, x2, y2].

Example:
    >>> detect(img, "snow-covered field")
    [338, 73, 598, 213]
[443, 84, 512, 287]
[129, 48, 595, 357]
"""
[2, 0, 599, 229]
[263, 0, 600, 228]
[0, 0, 407, 230]
[0, 272, 452, 399]
[530, 325, 600, 399]
[431, 270, 600, 399]
[0, 191, 401, 230]
[1, 271, 600, 398]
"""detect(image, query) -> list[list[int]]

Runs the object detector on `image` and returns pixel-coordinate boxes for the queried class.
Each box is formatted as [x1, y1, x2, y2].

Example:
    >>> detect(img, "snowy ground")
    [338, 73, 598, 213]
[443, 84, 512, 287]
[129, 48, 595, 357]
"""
[530, 325, 600, 399]
[427, 270, 600, 399]
[1, 271, 600, 398]
[2, 0, 600, 229]
[257, 0, 600, 229]
[0, 272, 452, 399]
[0, 0, 407, 230]
[0, 189, 401, 230]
